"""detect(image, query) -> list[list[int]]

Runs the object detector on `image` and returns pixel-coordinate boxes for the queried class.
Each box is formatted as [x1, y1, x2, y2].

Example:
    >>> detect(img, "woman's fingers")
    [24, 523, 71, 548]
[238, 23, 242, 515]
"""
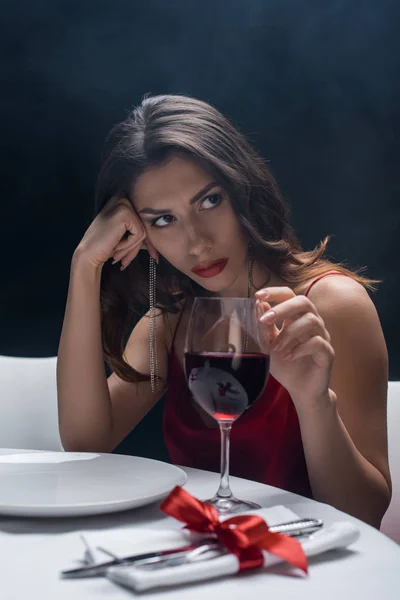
[271, 312, 330, 354]
[255, 286, 296, 303]
[113, 233, 144, 253]
[259, 294, 319, 326]
[118, 246, 142, 271]
[256, 299, 280, 346]
[142, 238, 159, 262]
[256, 288, 332, 361]
[112, 240, 159, 270]
[287, 336, 334, 368]
[113, 234, 158, 264]
[110, 198, 159, 262]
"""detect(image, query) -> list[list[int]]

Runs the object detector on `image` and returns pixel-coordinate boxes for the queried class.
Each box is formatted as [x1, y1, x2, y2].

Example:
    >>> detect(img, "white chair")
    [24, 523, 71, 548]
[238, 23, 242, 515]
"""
[380, 381, 400, 543]
[0, 355, 63, 451]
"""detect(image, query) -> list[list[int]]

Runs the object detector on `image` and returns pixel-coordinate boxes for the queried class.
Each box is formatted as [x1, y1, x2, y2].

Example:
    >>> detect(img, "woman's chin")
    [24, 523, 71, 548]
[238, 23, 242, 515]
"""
[194, 276, 242, 297]
[189, 276, 225, 293]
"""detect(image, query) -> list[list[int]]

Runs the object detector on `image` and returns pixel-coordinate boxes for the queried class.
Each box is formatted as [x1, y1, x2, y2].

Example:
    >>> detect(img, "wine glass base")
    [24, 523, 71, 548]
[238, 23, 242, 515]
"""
[204, 495, 261, 515]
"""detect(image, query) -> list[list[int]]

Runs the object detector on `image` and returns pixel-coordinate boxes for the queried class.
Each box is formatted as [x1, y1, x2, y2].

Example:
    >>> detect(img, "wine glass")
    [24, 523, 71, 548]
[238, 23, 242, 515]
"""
[184, 297, 270, 514]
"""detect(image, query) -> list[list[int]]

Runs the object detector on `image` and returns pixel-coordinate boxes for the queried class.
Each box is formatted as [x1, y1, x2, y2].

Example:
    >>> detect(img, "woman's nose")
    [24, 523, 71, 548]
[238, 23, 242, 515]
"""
[186, 224, 213, 256]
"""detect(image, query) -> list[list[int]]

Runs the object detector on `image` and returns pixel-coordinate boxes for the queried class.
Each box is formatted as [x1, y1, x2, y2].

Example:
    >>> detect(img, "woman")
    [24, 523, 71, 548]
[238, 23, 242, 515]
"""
[57, 94, 391, 527]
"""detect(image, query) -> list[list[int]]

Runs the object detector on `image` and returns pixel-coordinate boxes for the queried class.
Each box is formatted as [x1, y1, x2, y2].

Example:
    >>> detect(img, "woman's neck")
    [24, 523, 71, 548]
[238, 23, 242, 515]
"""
[218, 259, 276, 298]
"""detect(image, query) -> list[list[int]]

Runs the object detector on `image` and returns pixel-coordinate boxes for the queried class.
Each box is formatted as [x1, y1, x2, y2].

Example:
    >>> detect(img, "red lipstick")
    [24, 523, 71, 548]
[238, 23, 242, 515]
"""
[191, 258, 228, 278]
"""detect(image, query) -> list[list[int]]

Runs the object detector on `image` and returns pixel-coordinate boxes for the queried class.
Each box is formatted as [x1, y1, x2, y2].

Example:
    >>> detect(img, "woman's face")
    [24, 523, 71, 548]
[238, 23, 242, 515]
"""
[132, 154, 249, 296]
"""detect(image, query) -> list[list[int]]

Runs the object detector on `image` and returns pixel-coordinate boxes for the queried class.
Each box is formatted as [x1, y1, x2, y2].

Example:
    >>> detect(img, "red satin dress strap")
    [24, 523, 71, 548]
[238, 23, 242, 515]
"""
[163, 271, 345, 497]
[303, 270, 343, 297]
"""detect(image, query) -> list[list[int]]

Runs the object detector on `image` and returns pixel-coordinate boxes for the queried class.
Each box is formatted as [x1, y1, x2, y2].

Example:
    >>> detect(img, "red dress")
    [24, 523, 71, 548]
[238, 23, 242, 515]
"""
[163, 271, 343, 498]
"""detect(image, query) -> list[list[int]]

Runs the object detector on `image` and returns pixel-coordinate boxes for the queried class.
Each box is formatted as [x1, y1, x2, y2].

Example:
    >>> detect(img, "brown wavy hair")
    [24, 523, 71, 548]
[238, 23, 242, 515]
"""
[94, 94, 378, 382]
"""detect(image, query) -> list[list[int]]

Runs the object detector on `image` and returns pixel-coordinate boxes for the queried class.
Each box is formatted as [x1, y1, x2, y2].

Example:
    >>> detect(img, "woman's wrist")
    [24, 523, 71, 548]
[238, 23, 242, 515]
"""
[69, 250, 104, 294]
[294, 388, 338, 422]
[72, 246, 103, 276]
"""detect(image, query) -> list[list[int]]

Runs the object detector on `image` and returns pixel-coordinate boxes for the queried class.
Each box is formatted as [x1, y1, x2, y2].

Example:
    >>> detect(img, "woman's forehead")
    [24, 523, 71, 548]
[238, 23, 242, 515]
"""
[132, 154, 216, 209]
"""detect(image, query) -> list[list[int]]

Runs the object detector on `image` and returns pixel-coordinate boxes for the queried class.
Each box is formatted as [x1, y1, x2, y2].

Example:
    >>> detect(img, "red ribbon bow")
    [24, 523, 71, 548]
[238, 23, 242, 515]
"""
[161, 486, 308, 574]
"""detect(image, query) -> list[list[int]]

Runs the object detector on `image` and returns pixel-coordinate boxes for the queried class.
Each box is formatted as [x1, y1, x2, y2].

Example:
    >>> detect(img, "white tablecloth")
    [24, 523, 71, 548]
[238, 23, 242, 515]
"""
[0, 448, 399, 599]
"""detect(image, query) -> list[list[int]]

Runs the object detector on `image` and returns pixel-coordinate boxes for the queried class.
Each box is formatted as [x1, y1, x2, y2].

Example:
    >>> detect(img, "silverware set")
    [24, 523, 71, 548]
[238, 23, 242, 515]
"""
[61, 517, 323, 578]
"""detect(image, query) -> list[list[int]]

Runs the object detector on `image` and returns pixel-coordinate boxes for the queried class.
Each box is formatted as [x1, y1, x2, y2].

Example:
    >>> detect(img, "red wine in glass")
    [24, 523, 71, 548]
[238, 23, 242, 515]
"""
[184, 297, 270, 514]
[184, 352, 269, 421]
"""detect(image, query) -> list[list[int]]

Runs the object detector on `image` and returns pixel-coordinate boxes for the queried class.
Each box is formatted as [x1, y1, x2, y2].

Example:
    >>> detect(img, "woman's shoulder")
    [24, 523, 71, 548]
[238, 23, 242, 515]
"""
[269, 268, 366, 299]
[300, 272, 379, 333]
[300, 271, 370, 303]
[303, 272, 388, 388]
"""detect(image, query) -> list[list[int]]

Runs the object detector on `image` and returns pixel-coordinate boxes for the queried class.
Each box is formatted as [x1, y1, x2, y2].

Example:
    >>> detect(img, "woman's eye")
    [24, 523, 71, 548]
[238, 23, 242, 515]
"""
[151, 214, 176, 228]
[200, 193, 222, 210]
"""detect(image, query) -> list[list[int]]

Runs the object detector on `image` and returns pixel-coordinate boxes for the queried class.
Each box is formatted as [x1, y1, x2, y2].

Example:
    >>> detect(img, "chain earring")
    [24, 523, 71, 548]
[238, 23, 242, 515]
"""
[149, 256, 159, 392]
[247, 254, 252, 299]
[244, 246, 253, 350]
[247, 243, 255, 299]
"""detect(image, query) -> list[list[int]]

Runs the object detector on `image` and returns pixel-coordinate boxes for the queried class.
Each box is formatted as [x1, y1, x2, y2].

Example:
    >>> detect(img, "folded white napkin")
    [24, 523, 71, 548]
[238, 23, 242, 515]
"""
[107, 520, 359, 592]
[67, 505, 359, 592]
[72, 505, 296, 566]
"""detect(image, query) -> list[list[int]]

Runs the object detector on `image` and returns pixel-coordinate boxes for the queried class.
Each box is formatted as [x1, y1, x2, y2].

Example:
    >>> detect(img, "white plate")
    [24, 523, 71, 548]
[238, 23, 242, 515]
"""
[0, 452, 187, 517]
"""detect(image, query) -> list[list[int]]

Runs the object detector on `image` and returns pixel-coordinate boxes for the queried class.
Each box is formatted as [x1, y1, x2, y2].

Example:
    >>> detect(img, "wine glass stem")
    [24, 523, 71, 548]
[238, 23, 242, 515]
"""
[216, 421, 233, 498]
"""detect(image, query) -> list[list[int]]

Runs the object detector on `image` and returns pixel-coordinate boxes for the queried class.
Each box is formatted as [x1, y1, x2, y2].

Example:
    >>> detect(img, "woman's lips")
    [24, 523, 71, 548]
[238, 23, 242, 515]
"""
[191, 258, 228, 278]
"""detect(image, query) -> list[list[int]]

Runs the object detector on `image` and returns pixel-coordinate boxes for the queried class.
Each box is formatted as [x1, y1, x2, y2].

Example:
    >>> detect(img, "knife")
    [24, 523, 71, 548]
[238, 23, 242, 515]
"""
[60, 517, 323, 578]
[61, 540, 218, 578]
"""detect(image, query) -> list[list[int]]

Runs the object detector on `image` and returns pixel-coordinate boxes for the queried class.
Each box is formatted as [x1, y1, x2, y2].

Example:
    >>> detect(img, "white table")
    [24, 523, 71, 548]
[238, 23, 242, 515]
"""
[1, 448, 399, 599]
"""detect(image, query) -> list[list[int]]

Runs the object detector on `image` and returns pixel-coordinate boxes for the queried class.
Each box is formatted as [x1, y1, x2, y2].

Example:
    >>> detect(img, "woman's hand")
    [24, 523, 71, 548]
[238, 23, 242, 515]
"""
[74, 196, 158, 270]
[255, 287, 335, 411]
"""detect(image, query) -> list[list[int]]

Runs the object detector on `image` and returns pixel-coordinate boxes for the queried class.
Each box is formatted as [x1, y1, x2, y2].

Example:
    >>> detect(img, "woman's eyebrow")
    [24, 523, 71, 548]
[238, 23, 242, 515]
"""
[138, 181, 219, 215]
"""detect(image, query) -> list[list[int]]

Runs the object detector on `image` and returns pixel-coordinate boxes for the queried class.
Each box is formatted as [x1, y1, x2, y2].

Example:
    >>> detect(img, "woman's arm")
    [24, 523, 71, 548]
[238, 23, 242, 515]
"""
[57, 251, 168, 453]
[256, 277, 391, 527]
[57, 253, 113, 451]
[299, 277, 391, 527]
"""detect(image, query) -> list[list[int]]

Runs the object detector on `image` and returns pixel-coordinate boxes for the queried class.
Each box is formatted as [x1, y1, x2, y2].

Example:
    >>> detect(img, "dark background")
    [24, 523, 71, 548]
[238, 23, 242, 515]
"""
[1, 1, 399, 457]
